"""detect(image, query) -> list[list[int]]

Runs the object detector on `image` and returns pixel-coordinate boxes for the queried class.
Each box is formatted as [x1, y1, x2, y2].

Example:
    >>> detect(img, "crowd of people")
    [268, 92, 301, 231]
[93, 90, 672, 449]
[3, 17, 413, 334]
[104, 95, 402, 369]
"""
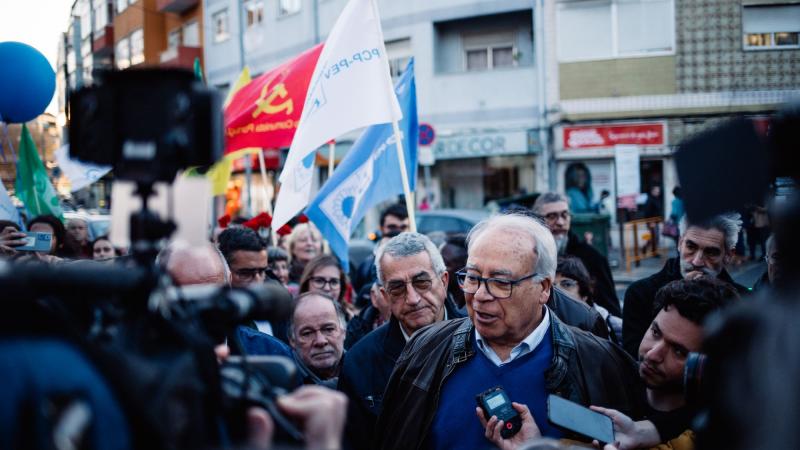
[0, 189, 785, 450]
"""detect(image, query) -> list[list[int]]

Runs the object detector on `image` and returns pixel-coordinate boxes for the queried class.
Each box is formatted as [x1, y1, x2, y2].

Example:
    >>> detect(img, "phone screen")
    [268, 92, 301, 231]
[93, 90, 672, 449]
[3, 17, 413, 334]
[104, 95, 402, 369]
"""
[547, 394, 614, 444]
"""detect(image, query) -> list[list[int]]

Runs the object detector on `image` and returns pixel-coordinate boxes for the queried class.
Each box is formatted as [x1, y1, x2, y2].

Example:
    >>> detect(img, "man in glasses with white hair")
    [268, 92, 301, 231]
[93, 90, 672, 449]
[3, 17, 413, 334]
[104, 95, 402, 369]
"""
[374, 214, 644, 450]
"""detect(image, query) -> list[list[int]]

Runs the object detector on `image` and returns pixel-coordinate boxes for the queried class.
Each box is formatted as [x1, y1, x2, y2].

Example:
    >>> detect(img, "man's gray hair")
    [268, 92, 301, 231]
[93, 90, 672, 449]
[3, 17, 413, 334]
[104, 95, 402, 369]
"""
[679, 212, 742, 250]
[287, 292, 347, 339]
[466, 213, 557, 279]
[375, 232, 446, 285]
[532, 192, 570, 215]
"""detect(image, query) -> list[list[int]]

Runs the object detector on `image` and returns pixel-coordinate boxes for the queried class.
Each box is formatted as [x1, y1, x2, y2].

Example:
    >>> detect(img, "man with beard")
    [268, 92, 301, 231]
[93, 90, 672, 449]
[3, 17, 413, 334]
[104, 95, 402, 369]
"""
[589, 278, 740, 449]
[622, 212, 749, 357]
[532, 192, 621, 318]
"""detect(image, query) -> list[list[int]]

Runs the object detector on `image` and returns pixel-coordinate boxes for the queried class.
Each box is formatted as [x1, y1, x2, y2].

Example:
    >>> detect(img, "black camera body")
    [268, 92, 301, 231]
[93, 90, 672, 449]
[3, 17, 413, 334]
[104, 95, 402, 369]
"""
[69, 69, 222, 184]
[476, 386, 522, 439]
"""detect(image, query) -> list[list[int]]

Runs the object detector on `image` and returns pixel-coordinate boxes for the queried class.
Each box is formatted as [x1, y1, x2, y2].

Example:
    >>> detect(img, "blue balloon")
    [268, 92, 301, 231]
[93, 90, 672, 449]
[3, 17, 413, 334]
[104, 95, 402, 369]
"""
[0, 41, 56, 123]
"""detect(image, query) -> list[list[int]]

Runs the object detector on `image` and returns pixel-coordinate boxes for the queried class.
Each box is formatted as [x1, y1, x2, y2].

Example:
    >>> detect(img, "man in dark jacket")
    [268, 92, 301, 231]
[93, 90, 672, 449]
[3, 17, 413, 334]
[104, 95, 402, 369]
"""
[533, 192, 621, 317]
[622, 212, 749, 357]
[338, 232, 465, 450]
[374, 214, 645, 450]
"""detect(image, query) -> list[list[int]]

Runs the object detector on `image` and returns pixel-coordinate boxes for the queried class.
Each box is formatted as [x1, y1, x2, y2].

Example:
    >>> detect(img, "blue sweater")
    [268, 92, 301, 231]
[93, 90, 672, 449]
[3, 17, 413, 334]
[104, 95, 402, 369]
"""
[425, 328, 561, 450]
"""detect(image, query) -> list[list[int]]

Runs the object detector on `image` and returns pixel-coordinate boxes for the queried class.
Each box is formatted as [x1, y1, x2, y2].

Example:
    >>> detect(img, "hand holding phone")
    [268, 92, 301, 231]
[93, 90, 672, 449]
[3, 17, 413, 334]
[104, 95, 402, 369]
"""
[16, 232, 54, 253]
[547, 394, 614, 444]
[0, 227, 29, 254]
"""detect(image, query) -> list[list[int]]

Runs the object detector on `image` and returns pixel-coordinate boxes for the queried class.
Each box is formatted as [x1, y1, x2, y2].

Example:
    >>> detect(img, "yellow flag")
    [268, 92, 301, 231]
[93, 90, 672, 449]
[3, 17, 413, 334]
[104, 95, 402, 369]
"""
[206, 148, 262, 196]
[224, 66, 252, 108]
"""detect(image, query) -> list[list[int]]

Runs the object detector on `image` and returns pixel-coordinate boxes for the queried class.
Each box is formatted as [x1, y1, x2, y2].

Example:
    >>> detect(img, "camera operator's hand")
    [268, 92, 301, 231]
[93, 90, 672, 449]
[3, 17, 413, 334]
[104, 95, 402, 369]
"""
[475, 402, 540, 450]
[246, 407, 275, 450]
[0, 227, 27, 256]
[276, 385, 347, 450]
[590, 406, 659, 450]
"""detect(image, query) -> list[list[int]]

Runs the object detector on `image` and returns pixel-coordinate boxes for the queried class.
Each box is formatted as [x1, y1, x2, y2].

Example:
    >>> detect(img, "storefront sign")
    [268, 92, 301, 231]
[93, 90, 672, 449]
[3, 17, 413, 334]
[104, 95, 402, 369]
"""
[615, 145, 641, 209]
[433, 130, 530, 160]
[563, 123, 665, 149]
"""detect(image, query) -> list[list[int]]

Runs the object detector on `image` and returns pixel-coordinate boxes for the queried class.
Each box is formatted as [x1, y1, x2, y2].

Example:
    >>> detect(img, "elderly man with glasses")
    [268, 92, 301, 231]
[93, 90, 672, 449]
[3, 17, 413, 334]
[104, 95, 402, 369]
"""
[374, 214, 645, 450]
[533, 192, 621, 319]
[338, 232, 464, 450]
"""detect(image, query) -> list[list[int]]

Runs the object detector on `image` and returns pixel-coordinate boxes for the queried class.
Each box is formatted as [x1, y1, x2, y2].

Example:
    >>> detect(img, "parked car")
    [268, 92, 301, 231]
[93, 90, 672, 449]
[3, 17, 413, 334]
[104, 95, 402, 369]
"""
[416, 209, 490, 235]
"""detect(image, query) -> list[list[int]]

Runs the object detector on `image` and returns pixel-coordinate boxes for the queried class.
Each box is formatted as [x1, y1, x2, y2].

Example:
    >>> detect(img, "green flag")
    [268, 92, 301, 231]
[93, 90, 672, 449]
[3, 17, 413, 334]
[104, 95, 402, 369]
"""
[193, 57, 204, 84]
[15, 124, 63, 219]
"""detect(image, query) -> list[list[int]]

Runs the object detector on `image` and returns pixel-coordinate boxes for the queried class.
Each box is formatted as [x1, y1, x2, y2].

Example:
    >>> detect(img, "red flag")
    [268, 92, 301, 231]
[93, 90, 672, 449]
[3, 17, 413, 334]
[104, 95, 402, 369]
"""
[224, 44, 324, 155]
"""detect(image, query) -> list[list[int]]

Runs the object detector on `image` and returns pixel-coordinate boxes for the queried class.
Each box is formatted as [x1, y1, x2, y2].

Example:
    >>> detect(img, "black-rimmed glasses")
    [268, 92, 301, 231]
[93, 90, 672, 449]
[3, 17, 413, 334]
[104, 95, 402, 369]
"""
[456, 270, 541, 299]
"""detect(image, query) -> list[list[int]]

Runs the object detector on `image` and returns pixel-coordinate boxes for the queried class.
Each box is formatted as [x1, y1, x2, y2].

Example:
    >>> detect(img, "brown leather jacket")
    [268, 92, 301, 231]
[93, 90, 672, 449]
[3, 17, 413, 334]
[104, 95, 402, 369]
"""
[374, 309, 646, 450]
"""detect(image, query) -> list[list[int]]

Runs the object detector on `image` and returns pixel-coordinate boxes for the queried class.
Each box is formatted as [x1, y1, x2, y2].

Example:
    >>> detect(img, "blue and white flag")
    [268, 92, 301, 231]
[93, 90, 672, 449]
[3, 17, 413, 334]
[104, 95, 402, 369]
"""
[305, 59, 418, 268]
[272, 0, 401, 231]
[55, 145, 111, 192]
[0, 180, 21, 227]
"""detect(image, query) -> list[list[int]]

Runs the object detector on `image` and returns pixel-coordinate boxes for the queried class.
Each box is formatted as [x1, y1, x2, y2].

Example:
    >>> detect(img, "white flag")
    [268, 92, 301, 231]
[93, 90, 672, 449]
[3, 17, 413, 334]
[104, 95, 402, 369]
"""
[0, 181, 21, 227]
[55, 145, 112, 192]
[272, 0, 401, 230]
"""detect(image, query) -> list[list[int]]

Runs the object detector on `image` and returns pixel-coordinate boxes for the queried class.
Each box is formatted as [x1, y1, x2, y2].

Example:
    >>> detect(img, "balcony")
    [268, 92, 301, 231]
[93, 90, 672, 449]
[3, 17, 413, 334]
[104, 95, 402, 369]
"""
[156, 0, 198, 14]
[92, 25, 114, 56]
[160, 45, 202, 69]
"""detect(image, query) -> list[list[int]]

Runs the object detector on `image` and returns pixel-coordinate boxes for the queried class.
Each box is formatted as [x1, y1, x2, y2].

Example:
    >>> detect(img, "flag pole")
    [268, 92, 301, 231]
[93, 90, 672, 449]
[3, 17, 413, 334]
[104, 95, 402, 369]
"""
[327, 141, 335, 178]
[256, 149, 272, 214]
[390, 120, 417, 233]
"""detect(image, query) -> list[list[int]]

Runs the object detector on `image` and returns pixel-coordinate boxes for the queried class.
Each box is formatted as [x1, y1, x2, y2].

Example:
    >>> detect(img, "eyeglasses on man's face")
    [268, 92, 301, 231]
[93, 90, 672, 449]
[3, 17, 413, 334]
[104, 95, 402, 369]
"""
[542, 210, 571, 222]
[456, 270, 541, 299]
[233, 267, 269, 281]
[384, 277, 434, 300]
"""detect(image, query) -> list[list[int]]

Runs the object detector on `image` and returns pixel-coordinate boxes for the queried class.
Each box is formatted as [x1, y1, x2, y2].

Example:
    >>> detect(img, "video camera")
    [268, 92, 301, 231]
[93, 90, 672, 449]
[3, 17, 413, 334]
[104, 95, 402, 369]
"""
[0, 68, 304, 449]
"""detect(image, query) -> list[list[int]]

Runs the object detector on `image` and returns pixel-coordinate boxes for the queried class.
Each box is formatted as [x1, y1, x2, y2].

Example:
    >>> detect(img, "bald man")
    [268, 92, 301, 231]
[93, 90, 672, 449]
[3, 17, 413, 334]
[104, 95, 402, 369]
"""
[161, 243, 229, 286]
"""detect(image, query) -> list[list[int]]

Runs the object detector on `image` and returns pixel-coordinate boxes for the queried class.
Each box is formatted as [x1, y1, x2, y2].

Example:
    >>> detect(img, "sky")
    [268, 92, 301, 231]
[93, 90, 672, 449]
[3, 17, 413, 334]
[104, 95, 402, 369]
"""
[0, 0, 75, 114]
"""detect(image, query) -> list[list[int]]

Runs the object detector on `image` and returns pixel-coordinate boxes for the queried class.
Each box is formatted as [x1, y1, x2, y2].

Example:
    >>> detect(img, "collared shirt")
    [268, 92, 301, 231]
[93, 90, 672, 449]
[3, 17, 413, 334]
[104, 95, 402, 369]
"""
[400, 306, 449, 342]
[475, 307, 551, 366]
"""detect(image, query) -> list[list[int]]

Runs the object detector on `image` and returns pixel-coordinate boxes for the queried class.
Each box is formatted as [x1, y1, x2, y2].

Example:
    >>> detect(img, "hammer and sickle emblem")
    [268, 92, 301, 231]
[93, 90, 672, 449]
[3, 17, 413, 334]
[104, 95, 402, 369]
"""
[252, 82, 294, 118]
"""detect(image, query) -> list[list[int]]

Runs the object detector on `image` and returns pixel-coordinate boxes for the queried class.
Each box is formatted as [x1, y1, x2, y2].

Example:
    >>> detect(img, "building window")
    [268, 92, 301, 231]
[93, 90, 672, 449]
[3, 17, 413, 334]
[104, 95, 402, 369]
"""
[168, 28, 181, 50]
[386, 38, 412, 78]
[278, 0, 301, 17]
[183, 20, 200, 47]
[79, 0, 92, 39]
[742, 4, 800, 50]
[130, 29, 144, 66]
[244, 0, 264, 27]
[463, 31, 517, 71]
[557, 0, 674, 62]
[93, 0, 112, 33]
[115, 0, 127, 14]
[115, 36, 130, 69]
[213, 9, 230, 43]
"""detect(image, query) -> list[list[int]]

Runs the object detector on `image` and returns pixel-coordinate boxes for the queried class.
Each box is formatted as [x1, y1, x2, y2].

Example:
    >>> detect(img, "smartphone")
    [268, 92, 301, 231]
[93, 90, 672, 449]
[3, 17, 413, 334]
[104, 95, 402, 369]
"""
[16, 231, 53, 252]
[547, 394, 614, 444]
[476, 386, 522, 439]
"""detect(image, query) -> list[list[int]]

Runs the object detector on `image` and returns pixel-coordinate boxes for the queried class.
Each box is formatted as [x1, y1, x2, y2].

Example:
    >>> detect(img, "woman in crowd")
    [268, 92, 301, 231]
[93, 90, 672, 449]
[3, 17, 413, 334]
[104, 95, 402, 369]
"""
[555, 256, 622, 342]
[92, 235, 118, 263]
[286, 222, 324, 284]
[299, 254, 356, 319]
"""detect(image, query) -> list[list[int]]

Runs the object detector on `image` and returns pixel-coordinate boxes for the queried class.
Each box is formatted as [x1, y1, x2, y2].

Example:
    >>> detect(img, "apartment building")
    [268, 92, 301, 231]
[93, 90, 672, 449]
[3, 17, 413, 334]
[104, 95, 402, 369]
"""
[547, 0, 800, 221]
[113, 0, 204, 70]
[203, 0, 548, 210]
